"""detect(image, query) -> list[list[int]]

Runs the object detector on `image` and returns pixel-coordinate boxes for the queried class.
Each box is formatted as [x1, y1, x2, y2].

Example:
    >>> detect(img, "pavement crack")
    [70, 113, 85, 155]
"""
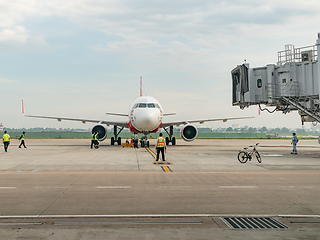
[135, 149, 140, 170]
[38, 174, 84, 216]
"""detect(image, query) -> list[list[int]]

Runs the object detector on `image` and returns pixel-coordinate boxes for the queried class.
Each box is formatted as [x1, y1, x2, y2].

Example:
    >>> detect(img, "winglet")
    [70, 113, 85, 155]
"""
[140, 76, 143, 97]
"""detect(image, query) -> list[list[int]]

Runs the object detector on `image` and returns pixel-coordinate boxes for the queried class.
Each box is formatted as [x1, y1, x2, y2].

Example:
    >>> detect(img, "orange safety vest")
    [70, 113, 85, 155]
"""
[157, 137, 165, 148]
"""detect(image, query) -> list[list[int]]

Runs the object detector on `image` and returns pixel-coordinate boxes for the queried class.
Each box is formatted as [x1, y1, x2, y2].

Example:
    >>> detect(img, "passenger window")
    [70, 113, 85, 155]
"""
[147, 103, 155, 108]
[257, 79, 262, 88]
[139, 103, 147, 108]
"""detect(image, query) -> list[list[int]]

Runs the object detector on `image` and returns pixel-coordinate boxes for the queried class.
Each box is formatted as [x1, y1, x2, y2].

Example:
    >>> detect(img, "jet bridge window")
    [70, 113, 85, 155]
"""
[138, 103, 147, 108]
[147, 103, 155, 108]
[257, 79, 262, 88]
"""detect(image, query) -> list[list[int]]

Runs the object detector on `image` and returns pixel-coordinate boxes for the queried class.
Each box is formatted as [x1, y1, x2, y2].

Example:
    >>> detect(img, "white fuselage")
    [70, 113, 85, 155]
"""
[128, 96, 163, 134]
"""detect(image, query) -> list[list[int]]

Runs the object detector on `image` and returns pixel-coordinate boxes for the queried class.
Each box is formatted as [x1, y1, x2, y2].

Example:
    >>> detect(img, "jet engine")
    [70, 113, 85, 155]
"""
[91, 125, 108, 141]
[180, 124, 198, 141]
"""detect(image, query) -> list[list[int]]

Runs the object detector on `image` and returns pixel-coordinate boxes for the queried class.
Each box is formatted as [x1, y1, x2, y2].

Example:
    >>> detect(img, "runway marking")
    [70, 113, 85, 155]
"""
[262, 154, 283, 157]
[34, 187, 68, 189]
[54, 221, 202, 225]
[161, 166, 172, 172]
[1, 214, 319, 219]
[0, 187, 16, 189]
[152, 162, 172, 165]
[0, 223, 43, 226]
[95, 186, 131, 189]
[145, 147, 157, 159]
[219, 186, 258, 189]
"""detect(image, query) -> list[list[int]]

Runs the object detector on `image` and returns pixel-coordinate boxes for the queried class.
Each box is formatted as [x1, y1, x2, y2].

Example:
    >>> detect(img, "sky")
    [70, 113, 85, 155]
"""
[1, 0, 320, 130]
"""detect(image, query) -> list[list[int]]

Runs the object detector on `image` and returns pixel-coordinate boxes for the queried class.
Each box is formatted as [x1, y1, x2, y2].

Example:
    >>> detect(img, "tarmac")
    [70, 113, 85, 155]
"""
[0, 138, 319, 239]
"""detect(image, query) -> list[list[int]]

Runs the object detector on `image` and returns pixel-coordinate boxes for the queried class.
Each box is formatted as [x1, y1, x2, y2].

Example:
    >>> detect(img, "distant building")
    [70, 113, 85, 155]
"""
[0, 123, 3, 131]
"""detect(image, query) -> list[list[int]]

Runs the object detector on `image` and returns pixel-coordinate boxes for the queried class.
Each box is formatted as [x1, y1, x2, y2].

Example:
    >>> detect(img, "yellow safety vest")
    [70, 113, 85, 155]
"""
[21, 134, 25, 141]
[157, 137, 165, 148]
[92, 134, 95, 140]
[3, 134, 9, 142]
[94, 134, 99, 141]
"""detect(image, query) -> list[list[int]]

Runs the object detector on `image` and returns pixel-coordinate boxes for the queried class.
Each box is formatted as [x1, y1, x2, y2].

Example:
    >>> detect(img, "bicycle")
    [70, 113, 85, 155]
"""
[237, 143, 261, 164]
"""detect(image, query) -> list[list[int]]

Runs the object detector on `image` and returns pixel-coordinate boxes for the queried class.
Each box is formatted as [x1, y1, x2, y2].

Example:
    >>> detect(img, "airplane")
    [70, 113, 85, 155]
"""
[26, 77, 253, 147]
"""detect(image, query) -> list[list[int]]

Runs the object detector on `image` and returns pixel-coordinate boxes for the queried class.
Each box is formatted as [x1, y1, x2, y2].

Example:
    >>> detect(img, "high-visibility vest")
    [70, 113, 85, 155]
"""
[157, 137, 165, 148]
[21, 134, 25, 141]
[92, 134, 95, 140]
[94, 134, 99, 141]
[3, 134, 9, 142]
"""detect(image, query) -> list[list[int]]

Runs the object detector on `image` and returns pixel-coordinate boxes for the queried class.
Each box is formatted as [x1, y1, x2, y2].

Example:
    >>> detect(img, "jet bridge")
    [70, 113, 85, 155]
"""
[232, 33, 320, 125]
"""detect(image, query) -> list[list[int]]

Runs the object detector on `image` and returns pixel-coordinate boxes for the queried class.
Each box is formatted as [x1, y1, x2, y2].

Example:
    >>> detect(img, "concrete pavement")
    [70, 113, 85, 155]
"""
[0, 139, 319, 239]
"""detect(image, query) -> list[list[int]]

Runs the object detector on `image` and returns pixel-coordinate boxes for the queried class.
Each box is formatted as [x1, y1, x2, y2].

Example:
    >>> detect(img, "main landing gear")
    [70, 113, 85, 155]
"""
[163, 126, 176, 146]
[111, 125, 124, 145]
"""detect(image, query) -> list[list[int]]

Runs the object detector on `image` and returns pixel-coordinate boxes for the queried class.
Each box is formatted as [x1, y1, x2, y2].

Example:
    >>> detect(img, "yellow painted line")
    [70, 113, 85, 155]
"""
[161, 166, 172, 172]
[145, 147, 157, 159]
[152, 162, 172, 165]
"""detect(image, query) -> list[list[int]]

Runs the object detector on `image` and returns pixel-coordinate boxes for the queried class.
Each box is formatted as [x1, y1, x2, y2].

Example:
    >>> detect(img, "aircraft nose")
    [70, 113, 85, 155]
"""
[136, 110, 159, 130]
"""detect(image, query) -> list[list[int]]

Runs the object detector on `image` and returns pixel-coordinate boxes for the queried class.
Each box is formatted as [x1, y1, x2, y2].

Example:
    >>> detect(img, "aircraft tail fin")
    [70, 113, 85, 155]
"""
[21, 100, 24, 114]
[140, 76, 143, 97]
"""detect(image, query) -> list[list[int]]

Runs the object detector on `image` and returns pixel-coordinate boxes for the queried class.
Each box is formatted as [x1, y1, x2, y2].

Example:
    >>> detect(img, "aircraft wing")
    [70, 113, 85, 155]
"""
[25, 115, 128, 128]
[161, 116, 254, 128]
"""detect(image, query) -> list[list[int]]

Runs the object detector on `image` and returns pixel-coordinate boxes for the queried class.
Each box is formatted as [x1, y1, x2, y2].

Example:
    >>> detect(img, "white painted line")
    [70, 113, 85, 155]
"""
[262, 154, 283, 157]
[34, 187, 68, 189]
[0, 187, 16, 189]
[219, 186, 258, 189]
[0, 214, 319, 219]
[159, 186, 192, 189]
[0, 223, 43, 226]
[95, 186, 131, 189]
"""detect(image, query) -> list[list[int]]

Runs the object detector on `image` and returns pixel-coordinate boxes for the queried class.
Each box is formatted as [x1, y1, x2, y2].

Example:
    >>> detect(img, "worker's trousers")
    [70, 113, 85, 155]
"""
[292, 143, 297, 154]
[156, 147, 165, 161]
[19, 140, 26, 148]
[3, 142, 9, 152]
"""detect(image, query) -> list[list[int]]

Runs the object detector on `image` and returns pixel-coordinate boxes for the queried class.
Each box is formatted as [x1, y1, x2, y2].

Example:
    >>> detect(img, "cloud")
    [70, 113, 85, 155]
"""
[0, 25, 29, 42]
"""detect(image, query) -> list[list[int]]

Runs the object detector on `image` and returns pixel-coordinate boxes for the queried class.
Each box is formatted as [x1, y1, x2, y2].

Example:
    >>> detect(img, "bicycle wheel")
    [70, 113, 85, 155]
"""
[255, 151, 262, 163]
[237, 151, 248, 164]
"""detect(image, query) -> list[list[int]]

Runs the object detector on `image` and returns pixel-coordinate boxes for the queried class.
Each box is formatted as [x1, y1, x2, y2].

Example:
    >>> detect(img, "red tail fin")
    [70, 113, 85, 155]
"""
[140, 76, 143, 97]
[21, 100, 24, 114]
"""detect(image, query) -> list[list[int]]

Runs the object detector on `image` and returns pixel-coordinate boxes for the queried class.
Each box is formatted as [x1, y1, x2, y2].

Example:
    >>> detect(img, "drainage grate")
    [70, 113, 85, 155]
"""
[220, 217, 289, 229]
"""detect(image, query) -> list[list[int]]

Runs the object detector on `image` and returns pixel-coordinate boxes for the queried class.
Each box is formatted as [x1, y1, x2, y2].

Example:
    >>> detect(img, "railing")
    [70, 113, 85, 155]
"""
[277, 44, 318, 66]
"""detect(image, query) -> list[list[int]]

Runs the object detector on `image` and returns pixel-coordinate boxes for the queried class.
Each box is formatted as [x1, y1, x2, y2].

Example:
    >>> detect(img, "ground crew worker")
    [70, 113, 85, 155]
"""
[155, 133, 166, 161]
[133, 133, 139, 148]
[94, 132, 99, 149]
[2, 131, 10, 152]
[291, 133, 299, 154]
[18, 131, 27, 148]
[91, 132, 96, 149]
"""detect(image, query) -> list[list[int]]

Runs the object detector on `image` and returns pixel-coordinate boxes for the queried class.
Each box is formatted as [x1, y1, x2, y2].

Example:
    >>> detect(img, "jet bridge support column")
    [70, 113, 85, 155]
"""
[317, 33, 320, 103]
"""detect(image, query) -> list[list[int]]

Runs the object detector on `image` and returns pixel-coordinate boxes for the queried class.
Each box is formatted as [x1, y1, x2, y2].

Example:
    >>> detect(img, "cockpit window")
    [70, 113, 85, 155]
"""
[133, 104, 138, 109]
[138, 103, 147, 108]
[147, 103, 155, 108]
[155, 103, 160, 109]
